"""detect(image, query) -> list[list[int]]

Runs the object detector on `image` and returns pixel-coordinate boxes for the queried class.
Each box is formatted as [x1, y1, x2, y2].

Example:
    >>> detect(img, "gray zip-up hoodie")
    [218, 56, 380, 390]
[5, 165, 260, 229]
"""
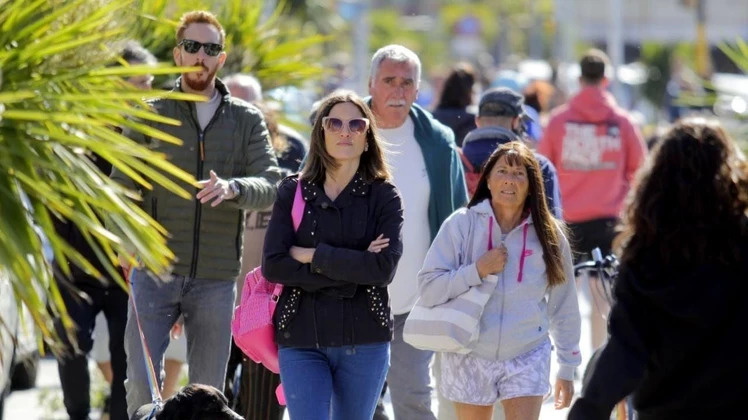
[417, 199, 581, 380]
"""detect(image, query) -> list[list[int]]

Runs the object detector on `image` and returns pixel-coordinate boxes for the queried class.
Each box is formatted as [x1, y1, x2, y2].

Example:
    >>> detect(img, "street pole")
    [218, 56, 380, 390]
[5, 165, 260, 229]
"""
[554, 0, 574, 65]
[497, 2, 509, 65]
[694, 0, 711, 78]
[352, 0, 371, 95]
[340, 0, 371, 95]
[529, 0, 542, 58]
[607, 0, 624, 101]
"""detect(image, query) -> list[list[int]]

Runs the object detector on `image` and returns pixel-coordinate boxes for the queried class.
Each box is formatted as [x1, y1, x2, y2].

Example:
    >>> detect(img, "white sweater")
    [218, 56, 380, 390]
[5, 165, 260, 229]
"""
[417, 199, 582, 380]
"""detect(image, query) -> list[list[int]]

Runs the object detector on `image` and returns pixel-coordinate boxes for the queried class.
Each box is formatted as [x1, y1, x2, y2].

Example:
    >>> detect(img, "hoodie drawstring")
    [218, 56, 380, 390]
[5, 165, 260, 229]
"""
[517, 223, 529, 283]
[488, 217, 494, 250]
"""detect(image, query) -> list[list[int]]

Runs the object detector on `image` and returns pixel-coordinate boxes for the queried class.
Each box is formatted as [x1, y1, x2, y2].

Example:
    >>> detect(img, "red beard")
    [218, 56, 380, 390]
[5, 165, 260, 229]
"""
[183, 63, 217, 91]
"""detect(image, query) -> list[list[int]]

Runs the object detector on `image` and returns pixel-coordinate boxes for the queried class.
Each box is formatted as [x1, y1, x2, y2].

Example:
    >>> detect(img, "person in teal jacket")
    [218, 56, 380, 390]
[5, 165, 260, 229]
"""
[366, 96, 468, 242]
[410, 102, 469, 240]
[367, 44, 467, 420]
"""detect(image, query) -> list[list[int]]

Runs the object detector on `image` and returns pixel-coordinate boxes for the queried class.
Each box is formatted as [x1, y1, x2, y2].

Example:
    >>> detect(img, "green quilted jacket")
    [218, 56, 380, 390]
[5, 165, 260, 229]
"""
[111, 77, 281, 281]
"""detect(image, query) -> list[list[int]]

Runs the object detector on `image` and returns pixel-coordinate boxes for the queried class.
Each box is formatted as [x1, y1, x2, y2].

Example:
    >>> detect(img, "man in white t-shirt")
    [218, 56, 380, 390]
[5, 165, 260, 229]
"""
[368, 44, 468, 420]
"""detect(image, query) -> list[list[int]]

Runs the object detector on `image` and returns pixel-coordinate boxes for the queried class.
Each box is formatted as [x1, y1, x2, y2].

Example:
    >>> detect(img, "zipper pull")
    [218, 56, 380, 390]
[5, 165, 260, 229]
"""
[199, 132, 205, 161]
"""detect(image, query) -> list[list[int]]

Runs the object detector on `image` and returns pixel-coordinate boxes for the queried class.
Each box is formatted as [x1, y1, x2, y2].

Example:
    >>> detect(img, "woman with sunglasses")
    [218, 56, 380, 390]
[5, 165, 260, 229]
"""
[262, 90, 404, 420]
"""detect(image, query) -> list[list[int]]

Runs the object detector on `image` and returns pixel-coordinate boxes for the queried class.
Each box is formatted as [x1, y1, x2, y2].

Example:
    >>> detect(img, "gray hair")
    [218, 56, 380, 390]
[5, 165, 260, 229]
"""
[369, 44, 421, 88]
[223, 73, 263, 102]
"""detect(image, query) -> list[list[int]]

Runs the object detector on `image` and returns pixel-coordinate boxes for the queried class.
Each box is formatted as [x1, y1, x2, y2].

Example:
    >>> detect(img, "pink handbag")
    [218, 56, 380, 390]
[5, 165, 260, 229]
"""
[232, 178, 305, 405]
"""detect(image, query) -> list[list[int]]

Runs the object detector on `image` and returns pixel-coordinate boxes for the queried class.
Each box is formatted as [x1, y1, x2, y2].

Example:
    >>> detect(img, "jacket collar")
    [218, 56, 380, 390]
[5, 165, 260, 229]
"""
[569, 86, 617, 121]
[300, 171, 372, 208]
[172, 77, 231, 129]
[463, 126, 519, 146]
[173, 77, 232, 102]
[365, 96, 465, 242]
[471, 198, 533, 229]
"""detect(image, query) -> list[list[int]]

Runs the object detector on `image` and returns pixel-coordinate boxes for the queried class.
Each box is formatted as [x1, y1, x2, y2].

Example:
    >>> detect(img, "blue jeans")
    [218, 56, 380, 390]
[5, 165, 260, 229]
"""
[279, 343, 390, 420]
[124, 269, 235, 417]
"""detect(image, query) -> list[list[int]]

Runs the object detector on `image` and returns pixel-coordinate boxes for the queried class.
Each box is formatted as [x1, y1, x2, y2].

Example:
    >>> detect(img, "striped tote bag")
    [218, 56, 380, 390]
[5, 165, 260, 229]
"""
[404, 216, 498, 354]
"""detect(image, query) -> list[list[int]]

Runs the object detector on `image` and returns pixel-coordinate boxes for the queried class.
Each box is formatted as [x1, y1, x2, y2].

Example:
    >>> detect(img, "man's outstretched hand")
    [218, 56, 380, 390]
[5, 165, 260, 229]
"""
[196, 170, 236, 207]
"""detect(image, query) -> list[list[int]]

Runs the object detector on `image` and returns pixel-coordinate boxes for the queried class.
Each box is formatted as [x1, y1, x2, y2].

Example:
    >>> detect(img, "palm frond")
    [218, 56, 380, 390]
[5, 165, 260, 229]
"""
[0, 0, 199, 351]
[131, 0, 329, 90]
[718, 39, 748, 73]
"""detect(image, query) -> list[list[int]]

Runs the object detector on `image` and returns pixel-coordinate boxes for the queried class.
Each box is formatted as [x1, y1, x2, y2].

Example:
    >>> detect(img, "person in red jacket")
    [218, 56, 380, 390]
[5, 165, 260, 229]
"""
[537, 49, 646, 350]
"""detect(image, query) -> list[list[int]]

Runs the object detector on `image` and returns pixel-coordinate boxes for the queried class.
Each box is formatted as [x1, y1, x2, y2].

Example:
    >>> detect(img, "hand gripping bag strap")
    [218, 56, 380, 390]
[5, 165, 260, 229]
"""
[403, 216, 498, 353]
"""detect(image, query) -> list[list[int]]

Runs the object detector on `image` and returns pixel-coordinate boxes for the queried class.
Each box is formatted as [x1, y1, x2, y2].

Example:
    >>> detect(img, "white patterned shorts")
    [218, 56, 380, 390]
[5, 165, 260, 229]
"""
[439, 338, 552, 405]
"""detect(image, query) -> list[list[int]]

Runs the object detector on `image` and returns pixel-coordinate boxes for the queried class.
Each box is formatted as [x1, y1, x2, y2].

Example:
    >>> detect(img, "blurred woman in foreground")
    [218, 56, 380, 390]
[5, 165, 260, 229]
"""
[569, 118, 748, 419]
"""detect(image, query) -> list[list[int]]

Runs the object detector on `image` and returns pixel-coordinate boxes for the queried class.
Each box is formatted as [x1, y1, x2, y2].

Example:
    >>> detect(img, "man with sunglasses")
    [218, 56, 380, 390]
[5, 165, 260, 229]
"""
[111, 11, 281, 418]
[368, 44, 468, 420]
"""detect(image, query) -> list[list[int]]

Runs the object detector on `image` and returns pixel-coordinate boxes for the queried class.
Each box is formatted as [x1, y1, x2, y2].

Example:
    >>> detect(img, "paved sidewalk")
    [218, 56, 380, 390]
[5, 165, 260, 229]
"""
[5, 355, 583, 420]
[6, 293, 597, 419]
[5, 357, 70, 420]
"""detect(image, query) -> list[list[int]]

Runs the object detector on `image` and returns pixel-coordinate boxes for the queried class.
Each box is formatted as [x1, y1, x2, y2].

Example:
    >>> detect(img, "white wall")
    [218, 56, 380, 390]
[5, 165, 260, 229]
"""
[566, 0, 748, 43]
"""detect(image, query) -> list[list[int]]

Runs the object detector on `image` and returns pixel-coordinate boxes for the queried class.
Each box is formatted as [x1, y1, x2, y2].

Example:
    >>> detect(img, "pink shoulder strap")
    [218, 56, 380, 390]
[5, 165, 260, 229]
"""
[291, 176, 305, 232]
[487, 216, 494, 250]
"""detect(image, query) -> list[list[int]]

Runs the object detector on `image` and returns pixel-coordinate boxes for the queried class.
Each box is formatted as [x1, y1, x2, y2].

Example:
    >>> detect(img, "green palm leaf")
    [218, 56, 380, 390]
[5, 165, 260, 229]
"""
[131, 0, 329, 90]
[0, 0, 200, 352]
[719, 39, 748, 73]
[1, 0, 331, 352]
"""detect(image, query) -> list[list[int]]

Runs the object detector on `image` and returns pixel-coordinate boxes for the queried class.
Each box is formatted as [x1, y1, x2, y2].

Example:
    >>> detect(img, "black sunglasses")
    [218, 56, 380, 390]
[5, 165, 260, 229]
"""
[322, 117, 370, 134]
[178, 39, 223, 57]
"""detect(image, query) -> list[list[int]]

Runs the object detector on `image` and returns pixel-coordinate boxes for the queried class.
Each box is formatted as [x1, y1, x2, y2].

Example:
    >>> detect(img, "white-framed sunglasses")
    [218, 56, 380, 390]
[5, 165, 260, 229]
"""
[322, 117, 370, 134]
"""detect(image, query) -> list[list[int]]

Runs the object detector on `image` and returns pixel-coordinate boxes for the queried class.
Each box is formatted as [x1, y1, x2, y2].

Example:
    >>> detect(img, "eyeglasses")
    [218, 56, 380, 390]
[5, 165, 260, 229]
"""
[322, 117, 370, 134]
[178, 39, 223, 57]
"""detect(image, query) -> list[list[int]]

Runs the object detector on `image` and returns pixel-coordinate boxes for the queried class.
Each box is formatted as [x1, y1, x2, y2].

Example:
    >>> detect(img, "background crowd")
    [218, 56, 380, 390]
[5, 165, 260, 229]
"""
[1, 2, 746, 420]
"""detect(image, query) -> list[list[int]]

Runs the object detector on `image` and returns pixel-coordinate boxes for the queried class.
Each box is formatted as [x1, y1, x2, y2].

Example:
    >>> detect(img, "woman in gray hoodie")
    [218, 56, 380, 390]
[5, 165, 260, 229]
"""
[417, 141, 581, 420]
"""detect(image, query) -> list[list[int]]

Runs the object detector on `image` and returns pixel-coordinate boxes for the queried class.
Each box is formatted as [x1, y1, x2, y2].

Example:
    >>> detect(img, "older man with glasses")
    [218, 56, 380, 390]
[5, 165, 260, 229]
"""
[111, 10, 281, 417]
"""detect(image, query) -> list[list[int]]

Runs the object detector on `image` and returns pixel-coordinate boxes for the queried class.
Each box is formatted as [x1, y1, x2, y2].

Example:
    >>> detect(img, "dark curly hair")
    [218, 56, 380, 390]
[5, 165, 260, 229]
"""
[619, 118, 748, 267]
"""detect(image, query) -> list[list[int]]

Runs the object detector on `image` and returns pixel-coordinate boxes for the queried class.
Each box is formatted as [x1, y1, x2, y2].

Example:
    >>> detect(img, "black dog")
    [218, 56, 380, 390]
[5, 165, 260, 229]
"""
[131, 384, 244, 420]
